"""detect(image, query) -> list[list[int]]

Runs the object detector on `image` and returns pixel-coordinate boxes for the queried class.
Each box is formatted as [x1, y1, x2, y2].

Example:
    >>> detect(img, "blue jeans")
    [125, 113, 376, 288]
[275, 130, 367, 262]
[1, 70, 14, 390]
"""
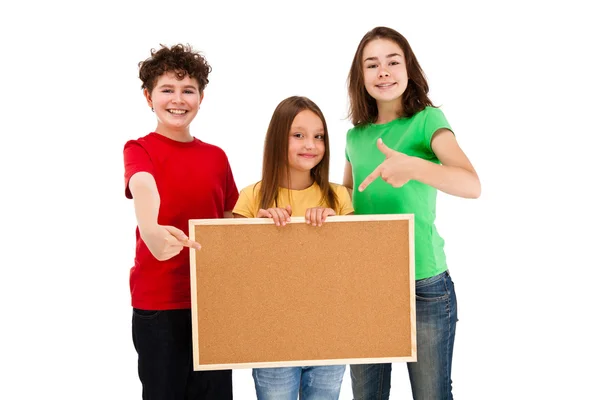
[132, 308, 233, 400]
[350, 270, 458, 400]
[253, 365, 346, 400]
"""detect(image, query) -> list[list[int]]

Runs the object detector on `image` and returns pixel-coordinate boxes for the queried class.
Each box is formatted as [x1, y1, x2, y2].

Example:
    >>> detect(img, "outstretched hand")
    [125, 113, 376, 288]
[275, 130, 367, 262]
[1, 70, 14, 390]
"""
[257, 205, 293, 226]
[141, 224, 201, 261]
[358, 138, 416, 192]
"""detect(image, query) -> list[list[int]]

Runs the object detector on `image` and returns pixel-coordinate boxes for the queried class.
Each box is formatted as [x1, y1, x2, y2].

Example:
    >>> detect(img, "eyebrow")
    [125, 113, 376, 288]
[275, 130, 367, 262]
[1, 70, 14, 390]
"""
[157, 84, 198, 90]
[363, 53, 403, 63]
[290, 126, 325, 133]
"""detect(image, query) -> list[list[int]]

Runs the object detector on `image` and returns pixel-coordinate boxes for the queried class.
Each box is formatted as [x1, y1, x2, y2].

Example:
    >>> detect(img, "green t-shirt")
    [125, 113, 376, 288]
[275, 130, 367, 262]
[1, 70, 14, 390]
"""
[345, 106, 452, 280]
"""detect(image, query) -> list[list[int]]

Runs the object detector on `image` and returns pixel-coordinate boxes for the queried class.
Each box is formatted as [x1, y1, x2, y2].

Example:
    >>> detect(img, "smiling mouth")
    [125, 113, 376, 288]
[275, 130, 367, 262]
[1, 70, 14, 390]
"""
[168, 109, 187, 115]
[376, 82, 396, 88]
[299, 154, 317, 158]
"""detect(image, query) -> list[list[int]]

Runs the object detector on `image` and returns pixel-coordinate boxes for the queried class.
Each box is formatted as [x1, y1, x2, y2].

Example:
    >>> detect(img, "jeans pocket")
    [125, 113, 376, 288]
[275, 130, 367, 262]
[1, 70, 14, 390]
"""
[415, 271, 450, 302]
[133, 308, 161, 320]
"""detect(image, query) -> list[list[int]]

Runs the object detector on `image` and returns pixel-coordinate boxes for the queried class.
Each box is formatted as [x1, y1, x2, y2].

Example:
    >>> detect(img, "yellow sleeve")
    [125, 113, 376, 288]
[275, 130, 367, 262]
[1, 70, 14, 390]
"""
[334, 184, 354, 215]
[232, 184, 259, 218]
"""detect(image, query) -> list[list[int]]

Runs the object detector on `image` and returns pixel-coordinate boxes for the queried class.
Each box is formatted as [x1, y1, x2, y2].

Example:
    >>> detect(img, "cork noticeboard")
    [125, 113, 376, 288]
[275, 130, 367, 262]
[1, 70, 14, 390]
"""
[189, 214, 415, 371]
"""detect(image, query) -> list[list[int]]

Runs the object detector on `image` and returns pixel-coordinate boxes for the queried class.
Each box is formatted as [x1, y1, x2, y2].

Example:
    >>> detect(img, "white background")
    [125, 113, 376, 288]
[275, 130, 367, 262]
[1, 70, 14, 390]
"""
[2, 0, 599, 399]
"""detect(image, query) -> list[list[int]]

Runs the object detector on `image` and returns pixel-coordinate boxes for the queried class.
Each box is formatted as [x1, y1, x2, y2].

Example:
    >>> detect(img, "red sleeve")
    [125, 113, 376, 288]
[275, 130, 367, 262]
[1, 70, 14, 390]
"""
[223, 157, 239, 212]
[123, 141, 154, 199]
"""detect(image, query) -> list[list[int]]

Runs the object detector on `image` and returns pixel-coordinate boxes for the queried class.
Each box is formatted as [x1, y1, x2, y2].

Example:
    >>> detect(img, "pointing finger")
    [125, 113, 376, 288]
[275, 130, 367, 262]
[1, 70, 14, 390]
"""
[358, 165, 382, 192]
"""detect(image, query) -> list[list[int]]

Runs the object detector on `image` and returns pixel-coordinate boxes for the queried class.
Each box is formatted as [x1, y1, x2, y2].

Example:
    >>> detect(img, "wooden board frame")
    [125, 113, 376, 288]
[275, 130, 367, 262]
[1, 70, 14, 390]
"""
[189, 214, 415, 371]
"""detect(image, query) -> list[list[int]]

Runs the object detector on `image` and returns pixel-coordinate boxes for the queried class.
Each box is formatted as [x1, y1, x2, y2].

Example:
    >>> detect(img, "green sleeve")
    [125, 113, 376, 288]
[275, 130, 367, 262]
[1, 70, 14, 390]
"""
[423, 107, 453, 153]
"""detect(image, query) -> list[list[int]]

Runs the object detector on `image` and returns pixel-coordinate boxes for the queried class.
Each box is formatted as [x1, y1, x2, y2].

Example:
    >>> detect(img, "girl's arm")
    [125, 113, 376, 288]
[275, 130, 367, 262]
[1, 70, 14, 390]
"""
[343, 161, 354, 198]
[358, 132, 480, 199]
[416, 129, 480, 198]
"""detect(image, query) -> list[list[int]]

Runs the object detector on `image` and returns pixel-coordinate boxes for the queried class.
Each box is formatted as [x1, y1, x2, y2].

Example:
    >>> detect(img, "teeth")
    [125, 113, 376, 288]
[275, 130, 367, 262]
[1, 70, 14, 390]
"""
[168, 109, 186, 115]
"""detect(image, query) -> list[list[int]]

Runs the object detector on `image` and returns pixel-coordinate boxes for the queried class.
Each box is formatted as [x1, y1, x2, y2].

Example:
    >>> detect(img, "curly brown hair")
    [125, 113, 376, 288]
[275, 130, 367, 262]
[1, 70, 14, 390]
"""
[138, 43, 211, 94]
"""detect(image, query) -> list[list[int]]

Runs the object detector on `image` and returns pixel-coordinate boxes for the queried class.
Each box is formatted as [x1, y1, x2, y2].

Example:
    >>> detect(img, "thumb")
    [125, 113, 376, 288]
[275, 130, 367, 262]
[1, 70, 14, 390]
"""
[377, 138, 396, 158]
[285, 205, 292, 215]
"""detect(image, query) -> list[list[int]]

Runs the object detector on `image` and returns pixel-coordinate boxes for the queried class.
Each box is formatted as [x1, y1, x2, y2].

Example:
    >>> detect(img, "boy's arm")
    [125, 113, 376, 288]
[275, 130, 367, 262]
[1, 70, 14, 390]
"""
[129, 172, 201, 260]
[129, 172, 160, 233]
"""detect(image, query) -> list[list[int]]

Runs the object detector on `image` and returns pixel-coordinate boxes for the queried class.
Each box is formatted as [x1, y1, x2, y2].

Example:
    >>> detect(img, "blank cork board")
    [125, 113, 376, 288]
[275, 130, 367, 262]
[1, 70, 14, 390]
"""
[189, 214, 415, 371]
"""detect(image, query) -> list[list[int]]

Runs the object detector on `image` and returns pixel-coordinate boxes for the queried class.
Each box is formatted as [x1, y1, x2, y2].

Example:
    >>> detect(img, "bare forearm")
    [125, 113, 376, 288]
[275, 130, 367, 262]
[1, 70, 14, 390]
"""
[130, 173, 161, 231]
[412, 158, 481, 199]
[133, 189, 160, 230]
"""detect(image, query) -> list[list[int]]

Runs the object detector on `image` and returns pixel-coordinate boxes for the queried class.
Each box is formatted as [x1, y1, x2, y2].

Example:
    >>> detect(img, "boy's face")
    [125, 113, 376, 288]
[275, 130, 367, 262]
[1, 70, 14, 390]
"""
[144, 72, 203, 134]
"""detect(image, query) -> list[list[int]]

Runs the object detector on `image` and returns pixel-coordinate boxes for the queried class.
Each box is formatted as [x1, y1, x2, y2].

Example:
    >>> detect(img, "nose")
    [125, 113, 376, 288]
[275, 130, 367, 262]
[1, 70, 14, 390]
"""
[172, 91, 184, 103]
[304, 138, 315, 150]
[378, 67, 390, 78]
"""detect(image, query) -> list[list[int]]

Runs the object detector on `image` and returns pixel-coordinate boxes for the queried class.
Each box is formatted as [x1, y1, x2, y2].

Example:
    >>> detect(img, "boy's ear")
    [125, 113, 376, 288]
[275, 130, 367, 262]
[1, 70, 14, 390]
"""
[199, 92, 205, 107]
[143, 88, 153, 109]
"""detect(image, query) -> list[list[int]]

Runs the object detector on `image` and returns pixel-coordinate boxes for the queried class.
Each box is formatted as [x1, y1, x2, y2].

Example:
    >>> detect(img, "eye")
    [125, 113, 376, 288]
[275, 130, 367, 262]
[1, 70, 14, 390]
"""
[162, 89, 173, 93]
[390, 61, 400, 66]
[366, 64, 377, 69]
[292, 133, 304, 139]
[184, 90, 195, 94]
[315, 134, 325, 140]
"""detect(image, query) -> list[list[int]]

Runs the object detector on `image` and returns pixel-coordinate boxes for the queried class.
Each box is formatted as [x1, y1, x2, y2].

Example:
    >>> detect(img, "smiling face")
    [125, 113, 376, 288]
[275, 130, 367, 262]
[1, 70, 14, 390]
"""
[144, 71, 203, 139]
[362, 38, 408, 110]
[287, 109, 325, 175]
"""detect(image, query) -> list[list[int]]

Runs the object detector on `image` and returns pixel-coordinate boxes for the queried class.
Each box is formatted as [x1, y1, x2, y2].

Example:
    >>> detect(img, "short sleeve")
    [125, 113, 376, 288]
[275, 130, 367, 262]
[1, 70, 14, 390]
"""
[223, 157, 239, 212]
[334, 184, 354, 215]
[123, 141, 154, 199]
[232, 184, 259, 218]
[423, 107, 453, 153]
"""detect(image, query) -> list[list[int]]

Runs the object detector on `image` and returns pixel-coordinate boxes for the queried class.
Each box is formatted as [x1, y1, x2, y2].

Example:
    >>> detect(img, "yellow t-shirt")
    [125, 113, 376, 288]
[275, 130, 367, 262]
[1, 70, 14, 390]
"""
[233, 181, 354, 218]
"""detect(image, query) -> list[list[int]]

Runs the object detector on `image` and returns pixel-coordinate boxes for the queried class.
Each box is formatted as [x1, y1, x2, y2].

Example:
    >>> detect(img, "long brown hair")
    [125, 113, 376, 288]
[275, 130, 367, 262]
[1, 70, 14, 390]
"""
[258, 96, 339, 212]
[348, 27, 434, 126]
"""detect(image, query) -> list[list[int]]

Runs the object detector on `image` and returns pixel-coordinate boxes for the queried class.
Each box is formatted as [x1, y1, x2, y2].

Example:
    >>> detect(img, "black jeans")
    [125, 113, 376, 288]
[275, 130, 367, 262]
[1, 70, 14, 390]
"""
[132, 308, 232, 400]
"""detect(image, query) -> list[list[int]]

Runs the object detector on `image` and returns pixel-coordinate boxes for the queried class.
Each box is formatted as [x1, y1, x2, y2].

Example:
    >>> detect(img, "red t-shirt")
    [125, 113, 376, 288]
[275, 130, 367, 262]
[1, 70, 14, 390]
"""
[123, 132, 239, 310]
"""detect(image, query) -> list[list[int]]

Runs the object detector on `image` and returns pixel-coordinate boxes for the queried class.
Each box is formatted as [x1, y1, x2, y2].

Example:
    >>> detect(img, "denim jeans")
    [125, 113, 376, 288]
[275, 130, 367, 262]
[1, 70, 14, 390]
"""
[132, 308, 233, 400]
[350, 270, 458, 400]
[253, 365, 346, 400]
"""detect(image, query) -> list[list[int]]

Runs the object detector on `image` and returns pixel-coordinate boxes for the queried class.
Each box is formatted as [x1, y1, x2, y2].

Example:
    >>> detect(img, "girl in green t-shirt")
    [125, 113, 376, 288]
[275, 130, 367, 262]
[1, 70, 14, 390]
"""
[344, 27, 481, 399]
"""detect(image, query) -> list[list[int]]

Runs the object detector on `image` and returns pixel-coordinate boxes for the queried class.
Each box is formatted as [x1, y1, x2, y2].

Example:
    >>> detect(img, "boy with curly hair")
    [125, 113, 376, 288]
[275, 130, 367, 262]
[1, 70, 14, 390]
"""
[123, 44, 238, 399]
